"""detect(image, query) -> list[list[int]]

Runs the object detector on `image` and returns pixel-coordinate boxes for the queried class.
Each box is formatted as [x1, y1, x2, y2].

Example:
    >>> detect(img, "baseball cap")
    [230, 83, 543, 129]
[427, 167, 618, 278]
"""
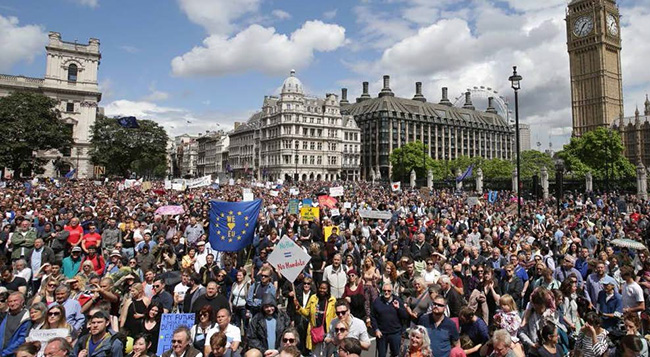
[110, 250, 121, 257]
[601, 276, 616, 286]
[71, 246, 82, 253]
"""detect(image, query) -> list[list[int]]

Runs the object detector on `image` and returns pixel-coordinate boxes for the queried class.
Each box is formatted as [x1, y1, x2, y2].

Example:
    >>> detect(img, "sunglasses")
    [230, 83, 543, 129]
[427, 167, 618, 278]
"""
[48, 284, 58, 287]
[282, 338, 296, 343]
[335, 310, 348, 316]
[171, 339, 184, 344]
[48, 311, 61, 316]
[335, 327, 347, 333]
[382, 290, 392, 293]
[261, 275, 270, 278]
[153, 285, 161, 289]
[433, 303, 446, 308]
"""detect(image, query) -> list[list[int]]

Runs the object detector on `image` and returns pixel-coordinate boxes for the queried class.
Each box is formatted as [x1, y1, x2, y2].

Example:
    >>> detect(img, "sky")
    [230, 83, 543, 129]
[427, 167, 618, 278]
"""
[2, 0, 650, 151]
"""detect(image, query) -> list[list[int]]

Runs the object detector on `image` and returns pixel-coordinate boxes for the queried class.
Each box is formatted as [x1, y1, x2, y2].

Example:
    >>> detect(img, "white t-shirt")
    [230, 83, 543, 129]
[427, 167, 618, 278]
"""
[622, 281, 645, 310]
[174, 282, 189, 301]
[205, 324, 241, 349]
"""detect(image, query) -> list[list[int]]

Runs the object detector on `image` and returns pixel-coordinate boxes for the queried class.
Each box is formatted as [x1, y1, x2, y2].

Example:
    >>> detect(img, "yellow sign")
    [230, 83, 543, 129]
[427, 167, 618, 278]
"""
[93, 166, 105, 177]
[300, 207, 319, 222]
[324, 225, 340, 242]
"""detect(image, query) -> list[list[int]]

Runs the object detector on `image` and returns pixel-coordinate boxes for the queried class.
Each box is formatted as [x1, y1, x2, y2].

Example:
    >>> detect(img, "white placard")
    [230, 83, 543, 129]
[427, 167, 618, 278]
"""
[164, 179, 172, 189]
[358, 209, 393, 220]
[269, 190, 279, 197]
[243, 188, 252, 194]
[343, 202, 352, 209]
[28, 328, 68, 356]
[329, 186, 344, 197]
[229, 179, 235, 186]
[172, 183, 184, 191]
[290, 188, 300, 196]
[187, 175, 212, 188]
[330, 208, 340, 217]
[267, 237, 312, 283]
[243, 192, 254, 201]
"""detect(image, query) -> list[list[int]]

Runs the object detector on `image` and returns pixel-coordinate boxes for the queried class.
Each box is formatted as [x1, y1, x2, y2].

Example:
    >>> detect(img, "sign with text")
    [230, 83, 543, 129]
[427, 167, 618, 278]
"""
[157, 313, 196, 356]
[329, 186, 344, 197]
[243, 192, 254, 201]
[93, 165, 105, 177]
[330, 208, 340, 217]
[318, 195, 338, 209]
[29, 328, 68, 356]
[300, 207, 319, 221]
[358, 209, 393, 220]
[287, 199, 300, 215]
[267, 236, 311, 283]
[290, 187, 300, 196]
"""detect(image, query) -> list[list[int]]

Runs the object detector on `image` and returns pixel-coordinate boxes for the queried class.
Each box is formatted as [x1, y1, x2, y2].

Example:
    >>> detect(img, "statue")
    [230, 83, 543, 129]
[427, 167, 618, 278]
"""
[427, 169, 433, 189]
[376, 166, 382, 180]
[475, 167, 484, 193]
[585, 172, 593, 192]
[637, 161, 647, 200]
[512, 168, 518, 193]
[540, 166, 549, 199]
[369, 168, 376, 183]
[410, 170, 416, 188]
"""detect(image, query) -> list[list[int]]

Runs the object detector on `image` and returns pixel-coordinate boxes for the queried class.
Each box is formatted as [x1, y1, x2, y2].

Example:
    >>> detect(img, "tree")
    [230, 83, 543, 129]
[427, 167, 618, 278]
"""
[482, 158, 513, 179]
[389, 141, 438, 181]
[0, 92, 73, 177]
[519, 150, 555, 179]
[556, 127, 634, 179]
[89, 115, 169, 178]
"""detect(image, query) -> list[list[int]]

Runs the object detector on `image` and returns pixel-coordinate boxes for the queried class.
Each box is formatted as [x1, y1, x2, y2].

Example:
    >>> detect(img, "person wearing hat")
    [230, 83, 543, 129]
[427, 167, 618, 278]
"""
[73, 311, 124, 357]
[136, 243, 155, 274]
[596, 275, 622, 331]
[62, 247, 83, 279]
[105, 250, 123, 275]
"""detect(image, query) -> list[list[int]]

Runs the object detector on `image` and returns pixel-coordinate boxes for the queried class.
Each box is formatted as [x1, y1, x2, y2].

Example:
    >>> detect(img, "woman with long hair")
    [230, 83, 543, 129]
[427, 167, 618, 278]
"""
[400, 325, 432, 357]
[27, 302, 47, 331]
[190, 305, 216, 351]
[573, 312, 609, 357]
[120, 282, 150, 336]
[42, 305, 73, 342]
[323, 319, 351, 357]
[229, 269, 249, 330]
[381, 261, 398, 289]
[295, 281, 336, 354]
[77, 260, 96, 280]
[126, 333, 153, 357]
[481, 267, 501, 326]
[141, 302, 163, 354]
[31, 277, 59, 305]
[536, 323, 561, 357]
[559, 274, 583, 338]
[405, 278, 432, 323]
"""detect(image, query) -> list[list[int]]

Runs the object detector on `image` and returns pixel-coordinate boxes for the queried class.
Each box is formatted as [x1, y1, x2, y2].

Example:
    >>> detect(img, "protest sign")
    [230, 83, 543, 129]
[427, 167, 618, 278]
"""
[300, 207, 319, 221]
[187, 175, 212, 189]
[157, 313, 196, 356]
[324, 225, 340, 241]
[267, 237, 311, 283]
[164, 180, 172, 189]
[302, 199, 313, 207]
[287, 199, 300, 215]
[318, 195, 338, 209]
[343, 202, 352, 209]
[229, 179, 235, 186]
[358, 209, 393, 220]
[171, 183, 185, 191]
[466, 196, 480, 207]
[243, 188, 252, 194]
[243, 192, 254, 201]
[290, 187, 300, 196]
[270, 190, 279, 197]
[329, 186, 344, 197]
[28, 328, 68, 355]
[330, 208, 340, 217]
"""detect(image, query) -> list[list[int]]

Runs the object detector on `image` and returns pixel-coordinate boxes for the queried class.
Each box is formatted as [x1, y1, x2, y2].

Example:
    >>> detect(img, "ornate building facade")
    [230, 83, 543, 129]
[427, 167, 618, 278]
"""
[0, 32, 101, 178]
[566, 0, 623, 136]
[612, 97, 650, 167]
[341, 76, 514, 180]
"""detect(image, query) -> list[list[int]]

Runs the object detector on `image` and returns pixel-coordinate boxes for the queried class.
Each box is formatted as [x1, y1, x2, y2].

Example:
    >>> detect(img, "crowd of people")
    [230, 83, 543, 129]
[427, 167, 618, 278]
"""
[0, 178, 648, 357]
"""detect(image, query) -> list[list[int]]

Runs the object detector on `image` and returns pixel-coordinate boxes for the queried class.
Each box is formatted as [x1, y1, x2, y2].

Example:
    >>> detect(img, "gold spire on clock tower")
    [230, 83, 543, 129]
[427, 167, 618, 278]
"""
[566, 0, 624, 136]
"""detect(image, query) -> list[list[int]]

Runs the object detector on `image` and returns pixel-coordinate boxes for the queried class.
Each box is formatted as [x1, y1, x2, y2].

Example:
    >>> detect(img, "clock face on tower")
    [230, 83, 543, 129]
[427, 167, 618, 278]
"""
[573, 16, 594, 37]
[607, 14, 619, 36]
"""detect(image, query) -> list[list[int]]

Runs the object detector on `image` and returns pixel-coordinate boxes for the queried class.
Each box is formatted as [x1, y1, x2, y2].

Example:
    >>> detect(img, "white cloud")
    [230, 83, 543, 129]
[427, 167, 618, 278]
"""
[352, 5, 415, 50]
[71, 0, 98, 8]
[176, 0, 260, 35]
[0, 15, 46, 72]
[323, 9, 337, 20]
[271, 9, 291, 20]
[142, 90, 170, 102]
[171, 20, 346, 77]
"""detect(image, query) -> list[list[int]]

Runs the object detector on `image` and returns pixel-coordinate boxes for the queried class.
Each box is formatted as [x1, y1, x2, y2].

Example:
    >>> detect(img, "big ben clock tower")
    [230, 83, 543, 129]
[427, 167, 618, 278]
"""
[566, 0, 624, 136]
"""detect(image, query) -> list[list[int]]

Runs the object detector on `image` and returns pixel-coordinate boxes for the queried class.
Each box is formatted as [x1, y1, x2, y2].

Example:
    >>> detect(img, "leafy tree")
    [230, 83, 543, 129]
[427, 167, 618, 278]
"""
[89, 115, 169, 178]
[482, 158, 513, 179]
[519, 150, 555, 179]
[0, 92, 73, 177]
[389, 141, 438, 181]
[556, 127, 634, 179]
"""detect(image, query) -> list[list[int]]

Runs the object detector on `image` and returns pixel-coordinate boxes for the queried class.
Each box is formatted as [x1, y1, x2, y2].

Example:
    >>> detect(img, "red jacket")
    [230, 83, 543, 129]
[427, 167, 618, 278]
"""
[82, 254, 106, 276]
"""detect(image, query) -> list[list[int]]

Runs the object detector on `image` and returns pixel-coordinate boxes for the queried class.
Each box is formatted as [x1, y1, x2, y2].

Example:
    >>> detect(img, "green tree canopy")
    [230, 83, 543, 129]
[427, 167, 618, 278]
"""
[0, 91, 73, 177]
[520, 150, 555, 179]
[556, 127, 634, 179]
[89, 115, 169, 178]
[389, 141, 439, 181]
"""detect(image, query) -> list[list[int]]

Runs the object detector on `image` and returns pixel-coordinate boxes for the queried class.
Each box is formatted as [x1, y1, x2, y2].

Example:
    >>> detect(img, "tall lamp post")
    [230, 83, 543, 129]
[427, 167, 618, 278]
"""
[509, 66, 523, 220]
[555, 158, 564, 216]
[294, 142, 298, 182]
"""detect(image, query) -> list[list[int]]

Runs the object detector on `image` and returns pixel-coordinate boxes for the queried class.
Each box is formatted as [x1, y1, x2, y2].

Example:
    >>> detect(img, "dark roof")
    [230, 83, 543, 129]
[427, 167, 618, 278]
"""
[231, 111, 262, 134]
[342, 95, 510, 129]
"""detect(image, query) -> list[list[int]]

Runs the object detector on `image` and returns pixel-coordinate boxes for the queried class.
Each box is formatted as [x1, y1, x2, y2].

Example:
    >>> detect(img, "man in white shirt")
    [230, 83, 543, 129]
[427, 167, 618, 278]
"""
[204, 308, 241, 356]
[323, 254, 347, 298]
[174, 271, 191, 312]
[621, 266, 645, 314]
[325, 299, 371, 350]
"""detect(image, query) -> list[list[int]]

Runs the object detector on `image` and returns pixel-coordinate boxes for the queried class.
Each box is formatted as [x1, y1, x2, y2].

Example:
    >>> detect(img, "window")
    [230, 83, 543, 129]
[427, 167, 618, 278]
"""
[302, 156, 308, 164]
[317, 156, 322, 165]
[66, 102, 74, 112]
[317, 142, 323, 151]
[310, 142, 315, 150]
[68, 64, 78, 82]
[303, 141, 308, 150]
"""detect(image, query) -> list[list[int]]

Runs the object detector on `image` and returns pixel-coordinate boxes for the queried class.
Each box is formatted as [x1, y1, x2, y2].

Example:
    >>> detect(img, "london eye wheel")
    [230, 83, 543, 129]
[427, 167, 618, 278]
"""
[452, 86, 512, 123]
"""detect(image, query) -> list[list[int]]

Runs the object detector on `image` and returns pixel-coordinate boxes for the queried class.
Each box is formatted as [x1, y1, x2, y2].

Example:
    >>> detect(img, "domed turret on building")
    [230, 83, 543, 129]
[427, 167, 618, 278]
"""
[281, 69, 304, 95]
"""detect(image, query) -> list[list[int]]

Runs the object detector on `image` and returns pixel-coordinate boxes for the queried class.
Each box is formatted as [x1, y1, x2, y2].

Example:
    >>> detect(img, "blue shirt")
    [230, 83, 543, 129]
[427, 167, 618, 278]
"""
[418, 313, 459, 357]
[57, 298, 85, 333]
[265, 317, 277, 350]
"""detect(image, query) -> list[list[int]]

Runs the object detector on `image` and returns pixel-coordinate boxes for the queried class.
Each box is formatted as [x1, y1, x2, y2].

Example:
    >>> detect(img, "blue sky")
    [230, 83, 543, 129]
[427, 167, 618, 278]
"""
[2, 0, 650, 151]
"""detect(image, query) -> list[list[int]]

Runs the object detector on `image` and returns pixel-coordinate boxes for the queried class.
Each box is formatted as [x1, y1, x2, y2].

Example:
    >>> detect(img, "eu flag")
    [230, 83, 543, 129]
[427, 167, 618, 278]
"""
[64, 169, 76, 179]
[116, 116, 140, 128]
[209, 199, 262, 252]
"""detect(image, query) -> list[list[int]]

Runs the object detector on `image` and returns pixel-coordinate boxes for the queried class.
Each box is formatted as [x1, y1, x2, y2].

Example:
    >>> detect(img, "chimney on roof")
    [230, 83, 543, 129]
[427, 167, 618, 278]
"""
[463, 91, 475, 110]
[412, 82, 426, 102]
[357, 81, 371, 102]
[378, 75, 395, 98]
[439, 87, 452, 107]
[340, 88, 349, 105]
[486, 97, 498, 114]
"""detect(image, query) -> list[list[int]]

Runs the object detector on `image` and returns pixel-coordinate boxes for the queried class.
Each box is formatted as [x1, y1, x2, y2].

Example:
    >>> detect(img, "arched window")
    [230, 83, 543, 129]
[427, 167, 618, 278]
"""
[68, 64, 78, 82]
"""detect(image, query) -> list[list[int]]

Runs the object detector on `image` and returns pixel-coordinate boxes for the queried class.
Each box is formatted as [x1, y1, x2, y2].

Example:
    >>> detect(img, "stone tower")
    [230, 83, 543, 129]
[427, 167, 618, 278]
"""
[566, 0, 623, 136]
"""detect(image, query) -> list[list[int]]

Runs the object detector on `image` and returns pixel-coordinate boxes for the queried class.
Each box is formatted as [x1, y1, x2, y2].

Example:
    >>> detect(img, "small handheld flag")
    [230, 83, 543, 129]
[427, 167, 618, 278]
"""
[209, 199, 263, 252]
[64, 169, 76, 179]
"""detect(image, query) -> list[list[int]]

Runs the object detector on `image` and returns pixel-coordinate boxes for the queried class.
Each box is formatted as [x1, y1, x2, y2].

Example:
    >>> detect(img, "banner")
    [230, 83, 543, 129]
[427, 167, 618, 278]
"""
[343, 202, 352, 209]
[157, 313, 195, 356]
[172, 183, 185, 191]
[187, 175, 212, 189]
[329, 186, 344, 197]
[287, 199, 300, 215]
[300, 207, 319, 221]
[28, 328, 68, 356]
[267, 237, 311, 283]
[324, 225, 340, 242]
[209, 199, 263, 252]
[318, 195, 338, 209]
[358, 209, 393, 220]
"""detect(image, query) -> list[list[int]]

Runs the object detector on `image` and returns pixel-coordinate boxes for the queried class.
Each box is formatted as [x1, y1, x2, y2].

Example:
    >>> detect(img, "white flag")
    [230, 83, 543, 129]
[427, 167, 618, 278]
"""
[391, 182, 401, 191]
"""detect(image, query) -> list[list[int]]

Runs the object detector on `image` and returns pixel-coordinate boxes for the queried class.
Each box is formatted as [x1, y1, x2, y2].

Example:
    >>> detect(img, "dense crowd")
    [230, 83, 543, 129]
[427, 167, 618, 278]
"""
[0, 179, 649, 357]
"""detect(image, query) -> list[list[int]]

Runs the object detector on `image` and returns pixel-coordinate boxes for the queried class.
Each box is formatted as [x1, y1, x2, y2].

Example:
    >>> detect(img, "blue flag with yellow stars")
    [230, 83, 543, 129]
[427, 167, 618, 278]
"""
[209, 199, 262, 252]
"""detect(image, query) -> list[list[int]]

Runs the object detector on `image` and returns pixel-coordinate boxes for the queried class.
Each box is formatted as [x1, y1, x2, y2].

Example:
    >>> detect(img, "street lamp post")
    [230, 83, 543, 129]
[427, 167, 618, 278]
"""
[509, 66, 523, 220]
[555, 158, 564, 216]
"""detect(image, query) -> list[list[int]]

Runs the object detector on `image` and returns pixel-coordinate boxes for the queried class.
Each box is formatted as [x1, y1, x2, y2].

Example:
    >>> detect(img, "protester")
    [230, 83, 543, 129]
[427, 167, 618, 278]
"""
[73, 311, 123, 357]
[162, 325, 203, 357]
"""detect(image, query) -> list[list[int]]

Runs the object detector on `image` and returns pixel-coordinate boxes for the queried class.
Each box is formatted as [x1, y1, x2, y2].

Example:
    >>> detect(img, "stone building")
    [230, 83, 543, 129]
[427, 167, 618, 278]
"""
[612, 96, 650, 167]
[173, 134, 198, 178]
[228, 115, 261, 179]
[341, 76, 514, 180]
[518, 123, 531, 151]
[196, 130, 229, 178]
[0, 32, 101, 178]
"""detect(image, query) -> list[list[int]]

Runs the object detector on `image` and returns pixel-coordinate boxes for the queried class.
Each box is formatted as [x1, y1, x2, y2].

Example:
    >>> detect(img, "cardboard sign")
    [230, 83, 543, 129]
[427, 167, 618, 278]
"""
[329, 186, 344, 197]
[358, 209, 393, 220]
[267, 236, 312, 283]
[243, 192, 254, 201]
[343, 202, 352, 209]
[330, 208, 340, 217]
[287, 199, 300, 215]
[324, 225, 340, 242]
[157, 313, 196, 356]
[300, 207, 320, 221]
[467, 196, 480, 207]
